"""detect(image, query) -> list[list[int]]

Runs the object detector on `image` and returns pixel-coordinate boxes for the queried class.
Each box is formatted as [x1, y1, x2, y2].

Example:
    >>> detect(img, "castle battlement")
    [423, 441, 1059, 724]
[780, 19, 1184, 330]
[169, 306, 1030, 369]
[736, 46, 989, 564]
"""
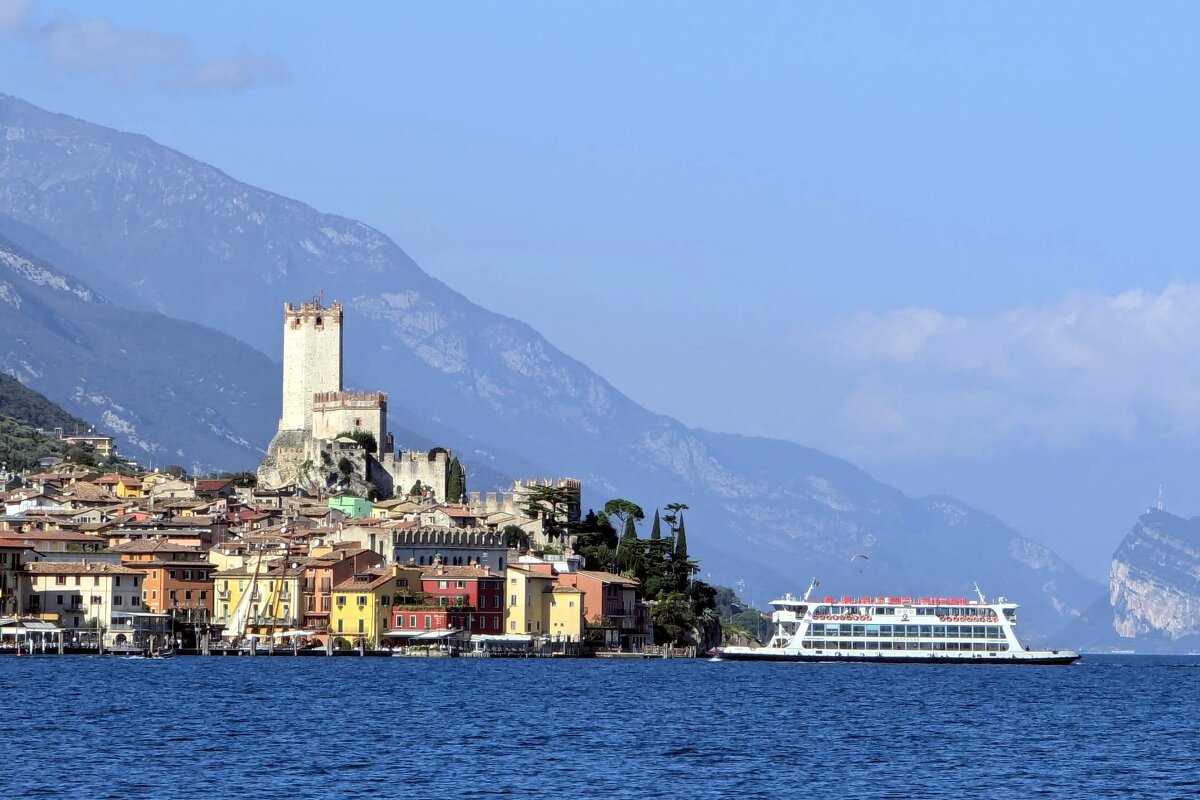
[285, 300, 344, 324]
[312, 391, 387, 410]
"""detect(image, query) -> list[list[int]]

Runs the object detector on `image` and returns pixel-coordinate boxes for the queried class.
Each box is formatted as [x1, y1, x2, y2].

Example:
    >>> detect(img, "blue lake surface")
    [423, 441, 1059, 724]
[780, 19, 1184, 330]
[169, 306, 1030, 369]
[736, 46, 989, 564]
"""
[0, 654, 1196, 799]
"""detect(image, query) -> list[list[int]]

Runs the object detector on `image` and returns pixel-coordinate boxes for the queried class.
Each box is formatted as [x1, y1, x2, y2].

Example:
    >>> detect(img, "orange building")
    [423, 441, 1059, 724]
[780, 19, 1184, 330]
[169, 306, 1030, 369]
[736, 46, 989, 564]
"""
[108, 539, 215, 622]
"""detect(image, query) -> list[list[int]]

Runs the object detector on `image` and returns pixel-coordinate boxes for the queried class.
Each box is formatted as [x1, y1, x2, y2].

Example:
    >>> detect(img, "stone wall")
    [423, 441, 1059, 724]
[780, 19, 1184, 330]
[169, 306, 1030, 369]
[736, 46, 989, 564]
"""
[387, 449, 450, 501]
[311, 390, 387, 447]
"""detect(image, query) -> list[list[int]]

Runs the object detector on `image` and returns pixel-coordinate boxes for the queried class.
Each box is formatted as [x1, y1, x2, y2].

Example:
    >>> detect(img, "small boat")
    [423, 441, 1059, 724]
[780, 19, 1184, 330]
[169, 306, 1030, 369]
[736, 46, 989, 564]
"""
[713, 579, 1080, 666]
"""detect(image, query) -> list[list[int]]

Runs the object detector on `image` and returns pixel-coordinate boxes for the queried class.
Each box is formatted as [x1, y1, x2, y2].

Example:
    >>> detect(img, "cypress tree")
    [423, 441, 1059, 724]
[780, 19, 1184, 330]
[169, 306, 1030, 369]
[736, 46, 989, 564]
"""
[650, 508, 662, 540]
[616, 514, 639, 573]
[674, 512, 687, 560]
[447, 457, 464, 503]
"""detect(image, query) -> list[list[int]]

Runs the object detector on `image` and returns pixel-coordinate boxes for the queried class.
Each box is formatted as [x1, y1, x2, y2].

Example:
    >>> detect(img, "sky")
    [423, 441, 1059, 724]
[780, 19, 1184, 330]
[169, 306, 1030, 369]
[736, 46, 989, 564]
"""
[2, 1, 1200, 580]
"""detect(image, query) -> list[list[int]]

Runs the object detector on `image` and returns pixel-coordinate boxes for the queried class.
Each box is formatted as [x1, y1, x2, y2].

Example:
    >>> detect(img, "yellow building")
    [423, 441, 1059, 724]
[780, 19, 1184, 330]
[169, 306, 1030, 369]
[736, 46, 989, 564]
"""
[547, 585, 584, 642]
[505, 566, 555, 636]
[330, 567, 396, 649]
[115, 476, 143, 499]
[212, 556, 303, 638]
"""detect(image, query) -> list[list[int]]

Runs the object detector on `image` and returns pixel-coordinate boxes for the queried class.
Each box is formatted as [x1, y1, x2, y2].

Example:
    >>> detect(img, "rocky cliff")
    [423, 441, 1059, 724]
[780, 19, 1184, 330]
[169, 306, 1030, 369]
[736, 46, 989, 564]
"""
[1109, 511, 1200, 640]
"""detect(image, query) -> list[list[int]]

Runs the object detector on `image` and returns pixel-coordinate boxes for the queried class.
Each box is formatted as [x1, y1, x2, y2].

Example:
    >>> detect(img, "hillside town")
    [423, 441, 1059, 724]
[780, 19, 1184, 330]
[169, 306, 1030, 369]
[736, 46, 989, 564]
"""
[0, 299, 717, 657]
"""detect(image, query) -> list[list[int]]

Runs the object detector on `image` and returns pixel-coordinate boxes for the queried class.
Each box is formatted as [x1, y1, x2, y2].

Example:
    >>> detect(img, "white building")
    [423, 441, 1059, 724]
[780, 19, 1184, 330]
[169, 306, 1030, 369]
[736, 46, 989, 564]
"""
[24, 560, 146, 632]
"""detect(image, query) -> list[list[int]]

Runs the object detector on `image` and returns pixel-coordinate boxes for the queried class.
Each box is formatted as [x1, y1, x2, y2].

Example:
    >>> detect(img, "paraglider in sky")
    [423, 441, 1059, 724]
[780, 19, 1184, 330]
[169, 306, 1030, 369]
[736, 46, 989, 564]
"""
[850, 553, 868, 573]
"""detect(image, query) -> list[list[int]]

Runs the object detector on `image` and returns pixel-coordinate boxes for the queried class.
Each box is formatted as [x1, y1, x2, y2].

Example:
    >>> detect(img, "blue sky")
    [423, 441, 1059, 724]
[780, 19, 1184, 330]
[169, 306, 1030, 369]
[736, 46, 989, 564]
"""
[3, 1, 1199, 579]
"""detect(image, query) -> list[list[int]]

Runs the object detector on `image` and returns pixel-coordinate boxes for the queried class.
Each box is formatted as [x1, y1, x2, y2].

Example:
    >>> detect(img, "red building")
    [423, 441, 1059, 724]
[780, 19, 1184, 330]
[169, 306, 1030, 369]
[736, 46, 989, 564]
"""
[418, 565, 505, 635]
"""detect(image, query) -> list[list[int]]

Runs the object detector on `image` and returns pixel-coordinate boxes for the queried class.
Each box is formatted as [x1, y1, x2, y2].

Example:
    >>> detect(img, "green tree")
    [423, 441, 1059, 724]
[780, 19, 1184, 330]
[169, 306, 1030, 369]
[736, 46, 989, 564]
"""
[501, 524, 530, 552]
[601, 499, 644, 538]
[408, 479, 424, 497]
[615, 514, 641, 575]
[649, 508, 662, 540]
[446, 457, 465, 503]
[337, 457, 354, 476]
[521, 484, 579, 545]
[220, 471, 257, 488]
[337, 430, 377, 454]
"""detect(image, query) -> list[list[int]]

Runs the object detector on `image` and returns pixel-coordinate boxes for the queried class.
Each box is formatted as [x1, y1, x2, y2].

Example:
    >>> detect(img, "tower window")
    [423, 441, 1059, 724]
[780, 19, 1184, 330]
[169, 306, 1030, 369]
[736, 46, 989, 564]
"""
[315, 316, 323, 327]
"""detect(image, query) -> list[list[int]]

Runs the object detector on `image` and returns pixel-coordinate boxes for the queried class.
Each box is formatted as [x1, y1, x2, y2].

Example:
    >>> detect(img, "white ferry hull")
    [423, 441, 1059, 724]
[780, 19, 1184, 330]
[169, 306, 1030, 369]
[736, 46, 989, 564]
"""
[714, 647, 1080, 666]
[723, 581, 1081, 666]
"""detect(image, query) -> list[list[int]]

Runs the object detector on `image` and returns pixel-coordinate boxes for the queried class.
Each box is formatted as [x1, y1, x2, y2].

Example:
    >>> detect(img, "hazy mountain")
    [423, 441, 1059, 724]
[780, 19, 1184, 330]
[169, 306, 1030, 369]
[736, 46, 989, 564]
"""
[0, 230, 280, 468]
[0, 94, 1103, 637]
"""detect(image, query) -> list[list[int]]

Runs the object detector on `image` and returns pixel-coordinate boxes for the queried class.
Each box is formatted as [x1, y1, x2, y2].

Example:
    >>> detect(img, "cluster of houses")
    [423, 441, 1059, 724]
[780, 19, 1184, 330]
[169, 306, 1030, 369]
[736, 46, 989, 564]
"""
[0, 468, 651, 656]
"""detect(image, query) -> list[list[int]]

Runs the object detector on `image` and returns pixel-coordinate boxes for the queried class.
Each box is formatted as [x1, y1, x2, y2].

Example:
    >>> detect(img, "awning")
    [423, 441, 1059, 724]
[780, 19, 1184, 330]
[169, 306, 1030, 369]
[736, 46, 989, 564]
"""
[470, 634, 532, 644]
[0, 618, 60, 631]
[383, 628, 463, 639]
[272, 630, 316, 639]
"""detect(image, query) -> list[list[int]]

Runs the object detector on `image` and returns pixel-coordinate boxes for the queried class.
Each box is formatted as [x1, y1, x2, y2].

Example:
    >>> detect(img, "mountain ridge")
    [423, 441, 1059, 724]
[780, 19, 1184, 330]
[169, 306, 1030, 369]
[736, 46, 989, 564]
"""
[0, 94, 1103, 638]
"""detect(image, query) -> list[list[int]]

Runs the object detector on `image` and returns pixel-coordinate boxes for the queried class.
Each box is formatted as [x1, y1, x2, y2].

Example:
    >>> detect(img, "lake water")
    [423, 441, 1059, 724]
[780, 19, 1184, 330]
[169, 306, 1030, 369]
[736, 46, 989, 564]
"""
[0, 654, 1195, 799]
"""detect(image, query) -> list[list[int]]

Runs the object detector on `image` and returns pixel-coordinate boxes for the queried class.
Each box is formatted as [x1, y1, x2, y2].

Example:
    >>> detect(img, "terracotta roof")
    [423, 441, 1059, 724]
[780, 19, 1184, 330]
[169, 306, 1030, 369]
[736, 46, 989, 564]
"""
[195, 479, 232, 491]
[421, 566, 500, 580]
[552, 585, 582, 593]
[2, 530, 103, 543]
[574, 570, 641, 586]
[25, 561, 145, 575]
[334, 568, 394, 592]
[106, 540, 204, 554]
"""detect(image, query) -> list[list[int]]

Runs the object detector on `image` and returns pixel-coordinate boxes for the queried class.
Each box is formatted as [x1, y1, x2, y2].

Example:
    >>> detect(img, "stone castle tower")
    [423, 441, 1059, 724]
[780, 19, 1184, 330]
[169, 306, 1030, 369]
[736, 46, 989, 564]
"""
[280, 300, 343, 432]
[258, 298, 389, 493]
[257, 297, 474, 503]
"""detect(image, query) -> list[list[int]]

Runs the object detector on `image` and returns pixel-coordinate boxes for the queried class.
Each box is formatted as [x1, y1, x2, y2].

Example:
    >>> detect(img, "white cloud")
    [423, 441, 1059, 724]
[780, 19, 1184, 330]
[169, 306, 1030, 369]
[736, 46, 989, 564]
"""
[814, 284, 1200, 460]
[1, 6, 289, 93]
[165, 50, 291, 94]
[37, 12, 187, 79]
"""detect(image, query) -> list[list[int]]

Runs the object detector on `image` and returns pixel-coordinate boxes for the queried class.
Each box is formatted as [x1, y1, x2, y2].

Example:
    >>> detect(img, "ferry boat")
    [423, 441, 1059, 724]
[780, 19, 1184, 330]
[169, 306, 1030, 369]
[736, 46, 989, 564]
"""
[713, 580, 1079, 665]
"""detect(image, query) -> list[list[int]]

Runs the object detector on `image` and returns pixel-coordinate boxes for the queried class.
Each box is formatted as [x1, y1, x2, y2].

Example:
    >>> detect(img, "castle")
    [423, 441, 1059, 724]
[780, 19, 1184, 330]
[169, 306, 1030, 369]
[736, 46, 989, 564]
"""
[256, 298, 454, 500]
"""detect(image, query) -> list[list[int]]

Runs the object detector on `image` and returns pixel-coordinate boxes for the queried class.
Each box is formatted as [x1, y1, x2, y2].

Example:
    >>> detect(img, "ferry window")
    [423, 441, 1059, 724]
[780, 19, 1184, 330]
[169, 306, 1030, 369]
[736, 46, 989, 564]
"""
[973, 642, 986, 651]
[852, 625, 865, 636]
[933, 642, 946, 651]
[946, 626, 959, 637]
[919, 625, 932, 638]
[919, 642, 933, 650]
[879, 641, 891, 650]
[1000, 643, 1009, 651]
[878, 625, 891, 636]
[933, 626, 946, 637]
[973, 626, 985, 638]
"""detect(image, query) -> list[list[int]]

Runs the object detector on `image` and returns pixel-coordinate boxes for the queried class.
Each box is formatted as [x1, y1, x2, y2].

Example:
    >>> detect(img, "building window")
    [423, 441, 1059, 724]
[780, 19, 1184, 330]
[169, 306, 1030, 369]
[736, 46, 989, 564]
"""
[510, 594, 517, 607]
[94, 576, 100, 586]
[185, 591, 193, 601]
[115, 576, 121, 587]
[424, 615, 431, 629]
[91, 596, 101, 605]
[200, 591, 207, 600]
[509, 620, 515, 631]
[336, 596, 345, 606]
[438, 580, 448, 589]
[184, 570, 192, 580]
[409, 615, 416, 628]
[569, 601, 575, 608]
[131, 597, 140, 607]
[132, 577, 138, 587]
[74, 576, 81, 586]
[357, 596, 366, 607]
[456, 580, 465, 589]
[358, 620, 364, 633]
[55, 576, 66, 585]
[56, 594, 64, 606]
[169, 570, 176, 580]
[113, 596, 122, 606]
[337, 619, 343, 633]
